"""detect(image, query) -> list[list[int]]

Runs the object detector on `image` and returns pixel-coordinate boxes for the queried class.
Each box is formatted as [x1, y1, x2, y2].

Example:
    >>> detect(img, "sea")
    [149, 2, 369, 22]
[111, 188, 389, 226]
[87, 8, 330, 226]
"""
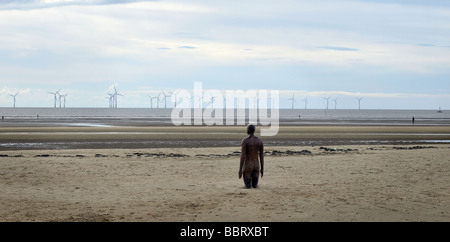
[0, 107, 449, 126]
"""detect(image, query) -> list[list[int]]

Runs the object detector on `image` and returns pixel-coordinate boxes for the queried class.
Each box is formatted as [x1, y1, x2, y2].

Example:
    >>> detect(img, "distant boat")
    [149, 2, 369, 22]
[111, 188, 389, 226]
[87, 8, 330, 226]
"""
[437, 107, 443, 113]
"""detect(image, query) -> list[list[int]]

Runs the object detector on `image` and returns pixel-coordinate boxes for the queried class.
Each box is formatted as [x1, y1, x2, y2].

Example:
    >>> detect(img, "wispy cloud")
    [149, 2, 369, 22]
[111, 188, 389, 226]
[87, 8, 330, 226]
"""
[317, 46, 360, 51]
[178, 46, 197, 49]
[0, 0, 155, 10]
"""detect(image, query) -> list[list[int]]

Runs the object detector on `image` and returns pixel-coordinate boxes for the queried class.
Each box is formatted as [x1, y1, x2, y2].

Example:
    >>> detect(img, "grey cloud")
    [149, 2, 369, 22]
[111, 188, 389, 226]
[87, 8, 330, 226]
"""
[178, 46, 197, 49]
[317, 46, 360, 52]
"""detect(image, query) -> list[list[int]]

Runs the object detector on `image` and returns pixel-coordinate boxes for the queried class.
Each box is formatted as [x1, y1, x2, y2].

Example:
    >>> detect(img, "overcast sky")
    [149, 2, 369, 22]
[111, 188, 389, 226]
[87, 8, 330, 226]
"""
[0, 0, 449, 109]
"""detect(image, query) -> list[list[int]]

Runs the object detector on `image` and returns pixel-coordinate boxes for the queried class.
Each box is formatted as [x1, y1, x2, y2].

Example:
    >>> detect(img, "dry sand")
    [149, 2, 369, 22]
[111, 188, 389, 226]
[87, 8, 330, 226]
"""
[1, 142, 449, 222]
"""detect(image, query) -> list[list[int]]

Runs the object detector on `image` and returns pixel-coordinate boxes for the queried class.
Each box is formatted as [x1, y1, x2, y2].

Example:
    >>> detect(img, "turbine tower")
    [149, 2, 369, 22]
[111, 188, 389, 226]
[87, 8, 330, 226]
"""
[107, 93, 114, 108]
[113, 86, 123, 108]
[147, 95, 153, 108]
[209, 96, 216, 109]
[288, 93, 296, 110]
[60, 94, 68, 108]
[203, 90, 216, 109]
[49, 89, 61, 108]
[57, 92, 62, 108]
[323, 96, 331, 110]
[303, 96, 308, 110]
[150, 96, 159, 108]
[170, 90, 180, 108]
[332, 97, 338, 110]
[356, 97, 363, 110]
[160, 91, 169, 109]
[9, 92, 19, 108]
[223, 96, 227, 109]
[195, 95, 203, 109]
[250, 96, 259, 109]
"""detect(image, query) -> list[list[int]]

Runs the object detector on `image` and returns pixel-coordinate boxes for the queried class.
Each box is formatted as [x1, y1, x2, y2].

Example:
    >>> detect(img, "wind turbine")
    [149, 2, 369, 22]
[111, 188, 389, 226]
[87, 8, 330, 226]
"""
[60, 94, 68, 108]
[57, 92, 62, 108]
[288, 93, 296, 110]
[204, 91, 216, 109]
[151, 96, 160, 108]
[9, 92, 19, 108]
[303, 96, 308, 110]
[323, 96, 331, 110]
[160, 91, 169, 109]
[195, 94, 203, 109]
[356, 97, 363, 110]
[147, 95, 153, 108]
[247, 96, 257, 109]
[210, 96, 216, 109]
[49, 89, 61, 108]
[113, 86, 123, 108]
[251, 96, 260, 109]
[170, 90, 180, 108]
[332, 97, 338, 110]
[107, 93, 114, 108]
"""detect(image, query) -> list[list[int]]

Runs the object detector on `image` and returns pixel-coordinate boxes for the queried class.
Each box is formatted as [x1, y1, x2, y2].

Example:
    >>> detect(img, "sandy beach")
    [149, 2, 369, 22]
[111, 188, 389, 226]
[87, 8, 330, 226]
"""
[0, 125, 449, 222]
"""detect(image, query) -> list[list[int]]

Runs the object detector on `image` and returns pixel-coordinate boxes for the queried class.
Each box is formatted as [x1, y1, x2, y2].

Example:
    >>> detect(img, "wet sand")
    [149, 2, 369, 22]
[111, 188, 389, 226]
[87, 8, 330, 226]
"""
[0, 125, 449, 222]
[1, 125, 450, 150]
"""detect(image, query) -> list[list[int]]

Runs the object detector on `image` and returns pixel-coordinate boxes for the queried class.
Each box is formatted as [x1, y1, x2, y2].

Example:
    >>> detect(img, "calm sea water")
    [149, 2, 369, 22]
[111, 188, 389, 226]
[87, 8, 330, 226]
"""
[0, 107, 449, 125]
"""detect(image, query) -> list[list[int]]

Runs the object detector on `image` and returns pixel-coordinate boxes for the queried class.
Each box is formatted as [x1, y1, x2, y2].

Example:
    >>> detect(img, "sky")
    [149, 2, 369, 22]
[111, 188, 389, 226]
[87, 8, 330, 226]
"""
[0, 0, 449, 109]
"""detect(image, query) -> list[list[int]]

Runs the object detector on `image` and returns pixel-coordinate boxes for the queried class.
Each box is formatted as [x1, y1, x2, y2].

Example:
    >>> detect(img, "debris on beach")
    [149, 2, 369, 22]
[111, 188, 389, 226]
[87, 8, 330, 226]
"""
[392, 146, 436, 150]
[130, 152, 189, 158]
[195, 151, 241, 158]
[269, 149, 312, 156]
[319, 147, 358, 153]
[35, 154, 51, 157]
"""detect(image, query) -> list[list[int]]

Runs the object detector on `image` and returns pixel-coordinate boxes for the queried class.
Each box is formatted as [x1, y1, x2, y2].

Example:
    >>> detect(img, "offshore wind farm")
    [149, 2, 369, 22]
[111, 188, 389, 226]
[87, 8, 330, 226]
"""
[2, 83, 449, 150]
[1, 83, 449, 129]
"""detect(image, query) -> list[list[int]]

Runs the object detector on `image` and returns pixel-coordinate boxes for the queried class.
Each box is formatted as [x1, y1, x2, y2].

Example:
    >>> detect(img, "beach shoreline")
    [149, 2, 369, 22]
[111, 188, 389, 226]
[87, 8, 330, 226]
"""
[1, 125, 450, 150]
